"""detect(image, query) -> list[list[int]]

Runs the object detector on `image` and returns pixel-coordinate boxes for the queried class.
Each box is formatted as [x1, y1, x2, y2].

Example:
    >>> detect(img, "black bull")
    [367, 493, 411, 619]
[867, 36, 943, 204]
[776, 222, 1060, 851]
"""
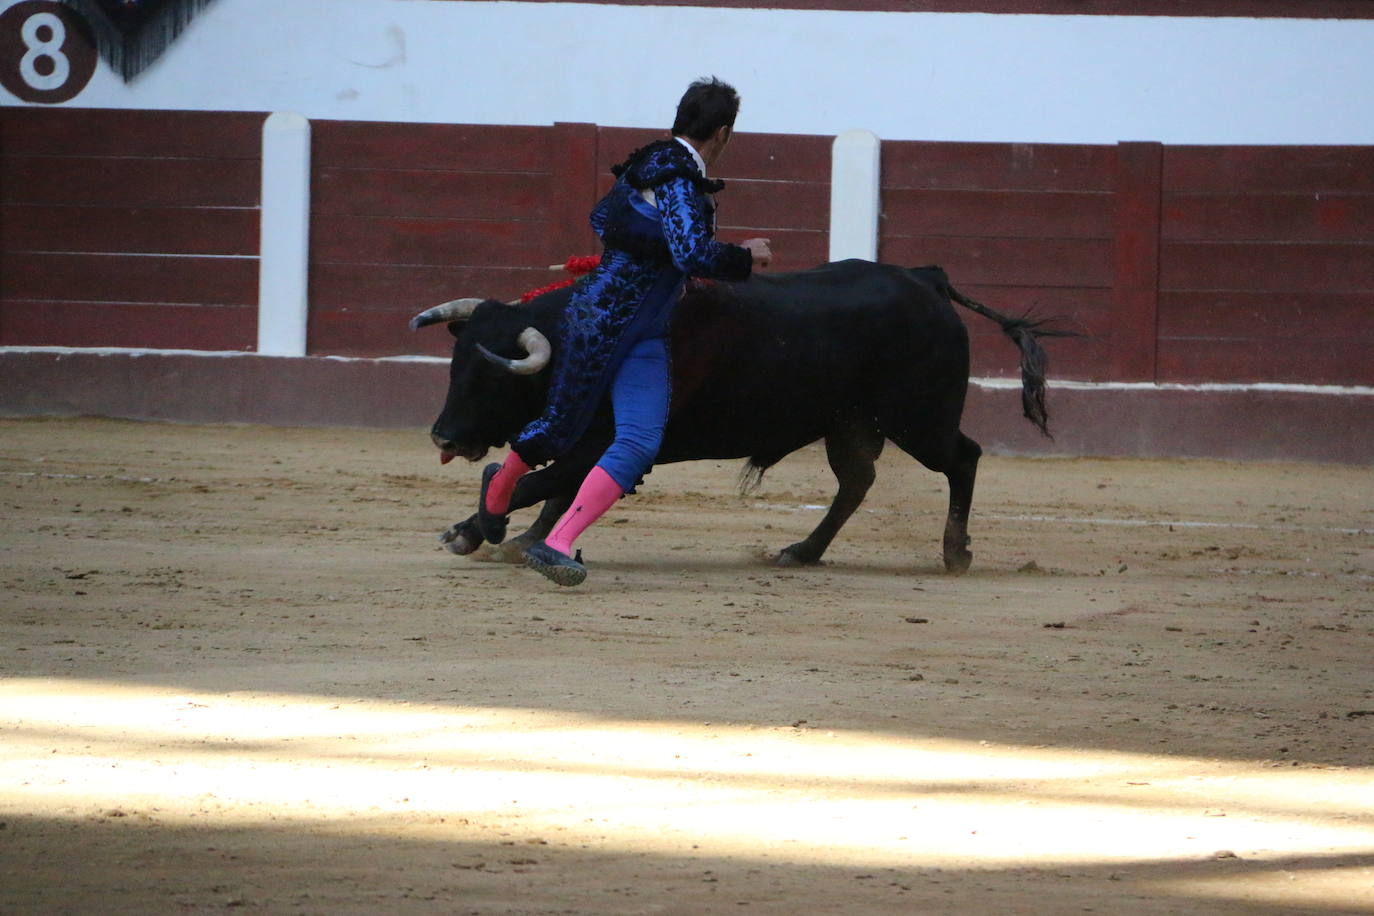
[414, 259, 1068, 572]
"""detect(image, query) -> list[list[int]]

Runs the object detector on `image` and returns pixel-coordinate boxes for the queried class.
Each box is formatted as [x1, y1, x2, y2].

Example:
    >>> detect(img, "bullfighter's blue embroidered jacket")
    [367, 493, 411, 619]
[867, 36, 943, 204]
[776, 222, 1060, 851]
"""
[511, 139, 754, 466]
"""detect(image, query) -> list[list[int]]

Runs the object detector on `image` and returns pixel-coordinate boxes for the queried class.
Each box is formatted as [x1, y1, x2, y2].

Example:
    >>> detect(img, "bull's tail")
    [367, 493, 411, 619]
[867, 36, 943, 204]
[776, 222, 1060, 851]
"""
[946, 283, 1077, 439]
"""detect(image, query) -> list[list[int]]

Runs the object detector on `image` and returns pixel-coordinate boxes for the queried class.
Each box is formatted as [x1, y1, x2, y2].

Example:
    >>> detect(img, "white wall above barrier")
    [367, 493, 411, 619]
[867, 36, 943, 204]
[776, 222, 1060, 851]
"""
[257, 111, 310, 357]
[829, 130, 881, 263]
[2, 0, 1372, 145]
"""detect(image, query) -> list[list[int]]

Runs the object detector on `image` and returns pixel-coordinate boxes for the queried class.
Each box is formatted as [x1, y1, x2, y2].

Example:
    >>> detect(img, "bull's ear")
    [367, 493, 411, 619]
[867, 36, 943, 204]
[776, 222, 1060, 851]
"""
[448, 322, 463, 339]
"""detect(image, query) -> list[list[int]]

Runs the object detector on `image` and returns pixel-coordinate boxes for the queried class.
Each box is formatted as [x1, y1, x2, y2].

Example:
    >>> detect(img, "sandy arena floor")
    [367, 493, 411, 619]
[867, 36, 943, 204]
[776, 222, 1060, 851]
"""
[1, 417, 1371, 914]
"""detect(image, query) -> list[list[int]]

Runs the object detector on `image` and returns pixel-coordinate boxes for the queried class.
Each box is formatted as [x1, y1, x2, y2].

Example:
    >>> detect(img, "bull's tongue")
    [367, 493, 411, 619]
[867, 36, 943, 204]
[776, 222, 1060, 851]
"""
[439, 452, 456, 465]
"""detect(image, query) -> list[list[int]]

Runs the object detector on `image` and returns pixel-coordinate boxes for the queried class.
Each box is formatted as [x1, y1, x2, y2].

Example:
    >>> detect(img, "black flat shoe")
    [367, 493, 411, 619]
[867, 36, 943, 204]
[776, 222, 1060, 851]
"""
[476, 462, 509, 545]
[523, 541, 587, 587]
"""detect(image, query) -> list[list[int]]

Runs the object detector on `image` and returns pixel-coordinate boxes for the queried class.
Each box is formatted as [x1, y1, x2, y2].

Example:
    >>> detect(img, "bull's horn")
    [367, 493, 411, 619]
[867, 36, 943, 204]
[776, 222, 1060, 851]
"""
[475, 327, 552, 375]
[409, 297, 485, 331]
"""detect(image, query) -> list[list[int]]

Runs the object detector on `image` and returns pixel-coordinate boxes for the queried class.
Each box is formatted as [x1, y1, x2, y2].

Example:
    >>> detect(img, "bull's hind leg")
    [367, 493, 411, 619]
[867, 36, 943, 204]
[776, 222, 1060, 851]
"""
[486, 493, 573, 563]
[883, 427, 981, 573]
[939, 432, 981, 573]
[777, 425, 885, 567]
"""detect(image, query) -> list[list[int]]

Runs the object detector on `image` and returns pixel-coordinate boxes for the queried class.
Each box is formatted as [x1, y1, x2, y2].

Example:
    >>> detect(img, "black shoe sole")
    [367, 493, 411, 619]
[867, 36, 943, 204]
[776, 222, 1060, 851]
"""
[476, 462, 509, 545]
[524, 543, 587, 587]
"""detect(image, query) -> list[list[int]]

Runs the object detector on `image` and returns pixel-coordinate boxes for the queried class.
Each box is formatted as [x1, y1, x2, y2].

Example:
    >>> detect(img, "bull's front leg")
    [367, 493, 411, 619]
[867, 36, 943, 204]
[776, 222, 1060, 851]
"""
[439, 471, 576, 559]
[439, 446, 601, 561]
[438, 515, 485, 555]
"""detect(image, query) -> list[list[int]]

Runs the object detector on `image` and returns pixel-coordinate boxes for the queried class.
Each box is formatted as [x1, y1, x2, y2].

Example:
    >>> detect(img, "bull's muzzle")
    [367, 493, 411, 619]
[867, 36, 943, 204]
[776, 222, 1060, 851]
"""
[430, 431, 484, 465]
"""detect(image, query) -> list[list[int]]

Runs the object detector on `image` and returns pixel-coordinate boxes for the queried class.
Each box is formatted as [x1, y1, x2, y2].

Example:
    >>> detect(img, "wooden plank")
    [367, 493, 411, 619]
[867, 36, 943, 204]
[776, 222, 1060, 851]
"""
[308, 309, 455, 359]
[3, 156, 260, 208]
[723, 180, 829, 232]
[1111, 141, 1162, 381]
[595, 127, 663, 172]
[548, 122, 601, 264]
[1165, 146, 1374, 194]
[0, 108, 263, 159]
[1160, 241, 1374, 293]
[951, 283, 1113, 324]
[966, 325, 1114, 383]
[1157, 338, 1374, 386]
[883, 142, 1117, 192]
[310, 215, 556, 268]
[310, 263, 550, 310]
[2, 205, 258, 256]
[711, 227, 827, 273]
[951, 282, 1112, 380]
[882, 188, 1113, 240]
[2, 252, 258, 305]
[878, 236, 1113, 288]
[310, 120, 550, 172]
[0, 301, 254, 350]
[713, 132, 833, 183]
[315, 167, 549, 220]
[1158, 290, 1374, 340]
[1162, 192, 1374, 243]
[596, 127, 832, 184]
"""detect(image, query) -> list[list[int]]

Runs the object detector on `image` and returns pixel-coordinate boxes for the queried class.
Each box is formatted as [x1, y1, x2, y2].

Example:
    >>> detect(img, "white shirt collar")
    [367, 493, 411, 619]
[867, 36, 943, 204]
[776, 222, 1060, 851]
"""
[674, 135, 707, 177]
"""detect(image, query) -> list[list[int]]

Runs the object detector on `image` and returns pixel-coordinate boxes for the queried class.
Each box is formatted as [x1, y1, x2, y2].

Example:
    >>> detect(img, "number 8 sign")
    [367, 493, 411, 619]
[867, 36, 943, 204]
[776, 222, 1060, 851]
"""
[0, 1, 97, 104]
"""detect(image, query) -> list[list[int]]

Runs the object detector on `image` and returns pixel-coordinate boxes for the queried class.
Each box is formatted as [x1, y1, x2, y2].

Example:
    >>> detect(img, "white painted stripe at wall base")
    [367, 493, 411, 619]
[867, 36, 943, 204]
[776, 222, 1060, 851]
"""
[3, 0, 1372, 145]
[256, 112, 311, 357]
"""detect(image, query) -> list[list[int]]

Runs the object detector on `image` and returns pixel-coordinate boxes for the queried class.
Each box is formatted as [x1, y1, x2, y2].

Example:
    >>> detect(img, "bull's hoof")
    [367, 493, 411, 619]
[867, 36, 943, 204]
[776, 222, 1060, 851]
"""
[776, 543, 822, 567]
[483, 538, 531, 565]
[943, 547, 973, 574]
[524, 541, 587, 587]
[439, 522, 482, 556]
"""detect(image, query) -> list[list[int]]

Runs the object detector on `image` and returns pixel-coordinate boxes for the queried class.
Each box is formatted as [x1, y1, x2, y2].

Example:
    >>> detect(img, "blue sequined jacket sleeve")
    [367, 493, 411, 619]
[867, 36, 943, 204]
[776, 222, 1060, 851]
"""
[655, 176, 753, 281]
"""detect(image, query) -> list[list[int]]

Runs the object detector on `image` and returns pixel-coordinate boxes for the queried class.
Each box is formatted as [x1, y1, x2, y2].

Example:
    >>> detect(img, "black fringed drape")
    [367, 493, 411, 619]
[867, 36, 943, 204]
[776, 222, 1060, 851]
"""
[58, 0, 218, 82]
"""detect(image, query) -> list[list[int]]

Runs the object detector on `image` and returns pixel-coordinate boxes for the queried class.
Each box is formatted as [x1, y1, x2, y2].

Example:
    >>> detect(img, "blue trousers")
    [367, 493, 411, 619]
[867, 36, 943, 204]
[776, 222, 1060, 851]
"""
[598, 336, 670, 491]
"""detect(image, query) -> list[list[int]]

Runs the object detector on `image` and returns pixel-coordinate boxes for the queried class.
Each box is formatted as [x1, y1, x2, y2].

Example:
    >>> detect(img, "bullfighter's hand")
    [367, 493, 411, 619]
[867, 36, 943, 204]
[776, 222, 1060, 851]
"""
[743, 238, 772, 269]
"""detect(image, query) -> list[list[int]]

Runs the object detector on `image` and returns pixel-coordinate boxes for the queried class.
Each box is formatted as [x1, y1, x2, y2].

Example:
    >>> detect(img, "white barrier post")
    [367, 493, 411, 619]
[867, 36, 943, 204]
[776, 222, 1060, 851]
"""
[257, 112, 312, 356]
[828, 129, 881, 263]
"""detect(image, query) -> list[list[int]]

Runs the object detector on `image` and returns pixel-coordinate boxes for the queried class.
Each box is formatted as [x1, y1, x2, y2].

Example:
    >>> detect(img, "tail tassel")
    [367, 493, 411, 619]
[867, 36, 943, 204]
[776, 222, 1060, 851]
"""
[947, 285, 1078, 439]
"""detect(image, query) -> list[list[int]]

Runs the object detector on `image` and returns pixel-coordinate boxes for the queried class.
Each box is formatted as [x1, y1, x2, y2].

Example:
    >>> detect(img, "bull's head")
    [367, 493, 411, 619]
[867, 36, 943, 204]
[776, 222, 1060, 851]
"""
[411, 297, 554, 464]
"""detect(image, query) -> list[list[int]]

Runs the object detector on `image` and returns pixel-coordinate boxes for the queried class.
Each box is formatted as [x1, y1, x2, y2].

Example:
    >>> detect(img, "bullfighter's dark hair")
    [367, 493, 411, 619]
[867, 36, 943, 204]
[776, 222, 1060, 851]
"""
[672, 77, 741, 141]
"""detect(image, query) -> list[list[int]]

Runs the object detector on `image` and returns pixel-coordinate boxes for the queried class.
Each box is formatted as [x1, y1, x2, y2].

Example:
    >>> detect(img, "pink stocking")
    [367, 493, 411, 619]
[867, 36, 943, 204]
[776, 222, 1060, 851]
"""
[485, 451, 530, 515]
[545, 466, 623, 556]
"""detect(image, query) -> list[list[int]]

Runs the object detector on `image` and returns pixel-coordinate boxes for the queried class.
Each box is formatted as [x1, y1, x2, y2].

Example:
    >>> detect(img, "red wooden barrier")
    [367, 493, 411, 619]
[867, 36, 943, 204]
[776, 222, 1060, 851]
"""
[3, 109, 1370, 390]
[1158, 146, 1374, 385]
[878, 138, 1374, 386]
[878, 140, 1117, 381]
[0, 107, 262, 351]
[306, 119, 559, 357]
